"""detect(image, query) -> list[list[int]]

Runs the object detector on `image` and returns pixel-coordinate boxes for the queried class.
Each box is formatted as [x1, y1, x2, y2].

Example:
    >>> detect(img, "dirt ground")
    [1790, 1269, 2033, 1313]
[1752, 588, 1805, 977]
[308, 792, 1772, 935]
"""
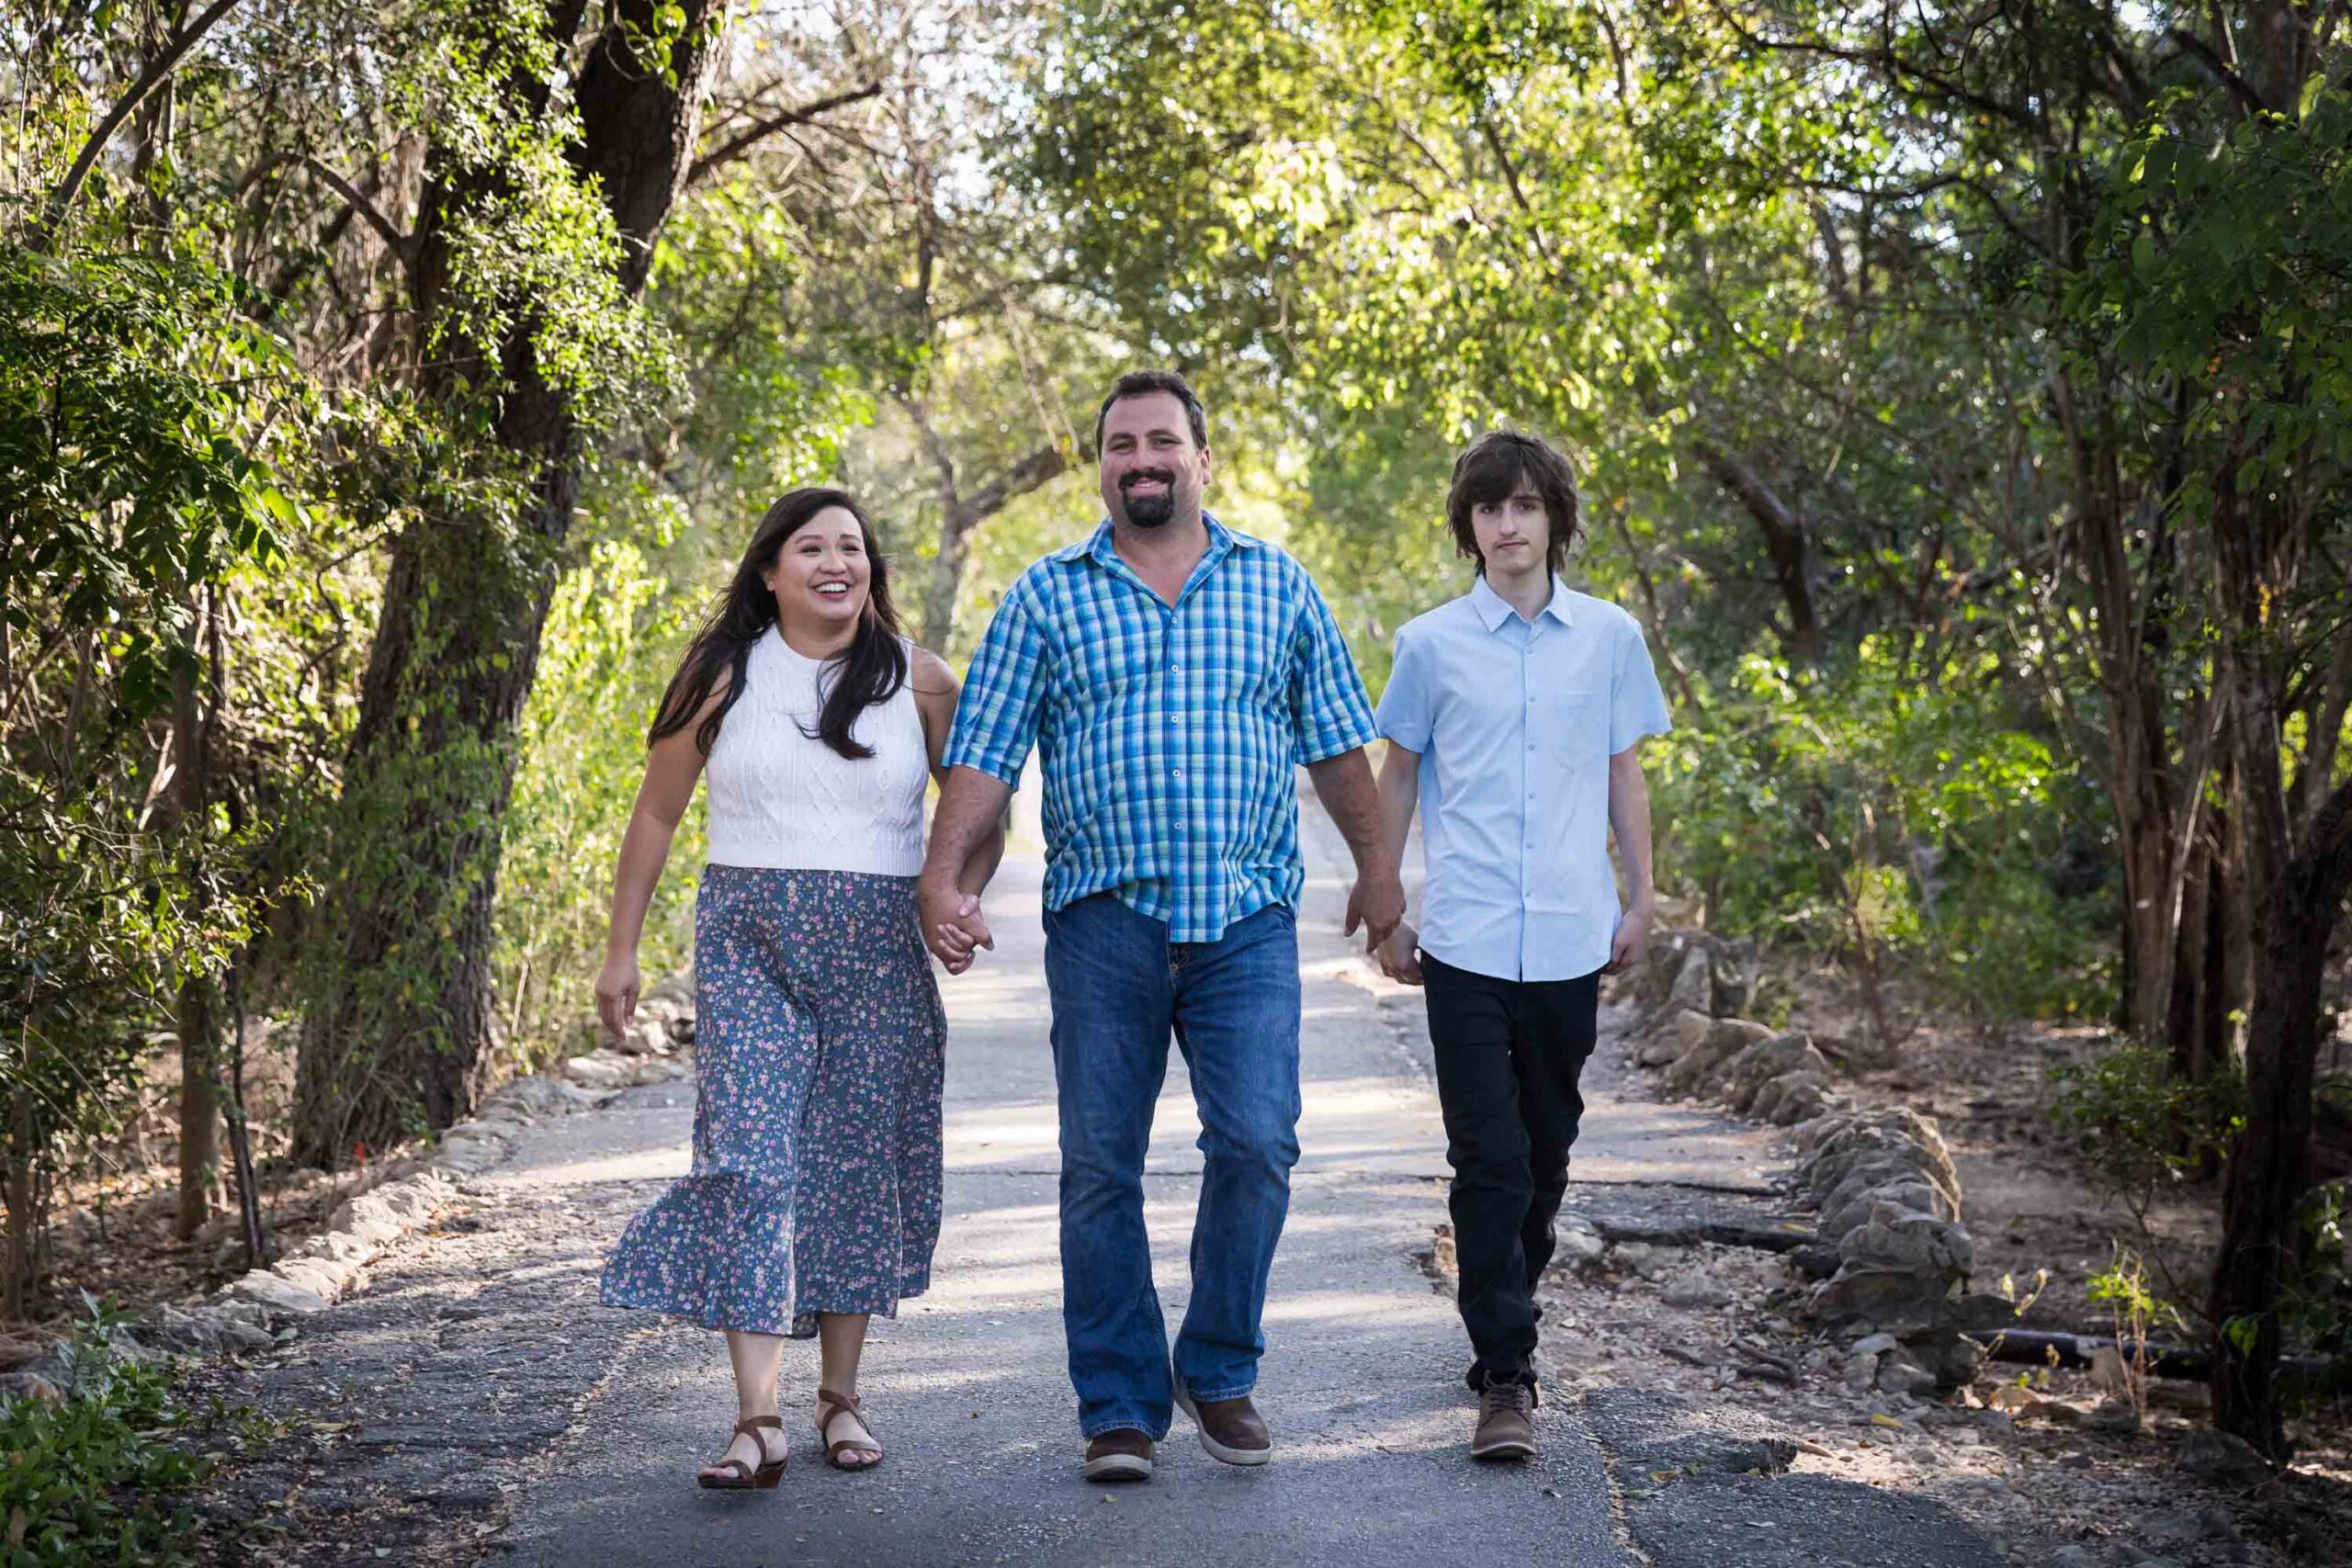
[1535, 959, 2352, 1567]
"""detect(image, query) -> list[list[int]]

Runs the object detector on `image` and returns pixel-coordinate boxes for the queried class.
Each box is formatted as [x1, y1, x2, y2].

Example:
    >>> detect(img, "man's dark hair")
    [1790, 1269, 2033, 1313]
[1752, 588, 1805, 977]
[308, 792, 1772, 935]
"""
[1094, 369, 1209, 451]
[1445, 430, 1583, 577]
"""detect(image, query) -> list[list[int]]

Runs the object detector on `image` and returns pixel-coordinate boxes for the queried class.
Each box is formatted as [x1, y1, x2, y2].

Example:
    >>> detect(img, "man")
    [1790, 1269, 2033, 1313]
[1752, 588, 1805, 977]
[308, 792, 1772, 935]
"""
[1371, 429, 1670, 1461]
[919, 370, 1401, 1483]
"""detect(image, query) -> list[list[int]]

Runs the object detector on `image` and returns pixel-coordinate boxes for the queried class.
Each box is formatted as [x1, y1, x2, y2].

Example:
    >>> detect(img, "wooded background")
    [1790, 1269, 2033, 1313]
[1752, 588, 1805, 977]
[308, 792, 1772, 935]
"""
[5, 0, 2348, 1460]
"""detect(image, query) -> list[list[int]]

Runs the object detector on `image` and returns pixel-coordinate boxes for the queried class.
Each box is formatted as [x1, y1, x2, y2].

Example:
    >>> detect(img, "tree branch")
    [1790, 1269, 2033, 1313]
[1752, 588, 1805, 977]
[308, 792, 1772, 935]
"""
[34, 0, 246, 248]
[685, 81, 882, 189]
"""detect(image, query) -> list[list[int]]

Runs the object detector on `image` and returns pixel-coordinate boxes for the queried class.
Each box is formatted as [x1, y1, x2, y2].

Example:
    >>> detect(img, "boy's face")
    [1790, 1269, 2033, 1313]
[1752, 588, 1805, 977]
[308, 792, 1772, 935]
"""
[1471, 482, 1552, 578]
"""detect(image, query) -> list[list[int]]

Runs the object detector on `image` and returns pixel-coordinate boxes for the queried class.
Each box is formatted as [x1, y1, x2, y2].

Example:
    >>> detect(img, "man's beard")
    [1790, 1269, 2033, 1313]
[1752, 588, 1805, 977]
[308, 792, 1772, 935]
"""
[1120, 469, 1179, 528]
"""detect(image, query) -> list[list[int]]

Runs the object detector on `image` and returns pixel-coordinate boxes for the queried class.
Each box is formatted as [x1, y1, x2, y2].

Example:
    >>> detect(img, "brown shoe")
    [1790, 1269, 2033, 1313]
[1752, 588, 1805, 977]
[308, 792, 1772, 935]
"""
[1174, 1386, 1272, 1466]
[1471, 1381, 1536, 1461]
[1083, 1428, 1155, 1483]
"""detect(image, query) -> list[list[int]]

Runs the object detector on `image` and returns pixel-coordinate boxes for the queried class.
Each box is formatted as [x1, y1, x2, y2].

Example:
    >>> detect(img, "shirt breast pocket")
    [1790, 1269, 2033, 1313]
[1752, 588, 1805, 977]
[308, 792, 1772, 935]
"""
[1548, 686, 1612, 772]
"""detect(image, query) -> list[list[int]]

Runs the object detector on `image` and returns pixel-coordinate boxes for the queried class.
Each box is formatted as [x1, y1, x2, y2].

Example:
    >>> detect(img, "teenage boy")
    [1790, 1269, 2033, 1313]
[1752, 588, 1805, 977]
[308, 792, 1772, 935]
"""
[1371, 430, 1671, 1461]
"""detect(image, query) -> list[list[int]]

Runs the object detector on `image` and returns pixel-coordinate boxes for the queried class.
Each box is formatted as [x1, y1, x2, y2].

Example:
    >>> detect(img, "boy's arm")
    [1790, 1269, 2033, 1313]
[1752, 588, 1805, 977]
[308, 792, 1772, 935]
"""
[1372, 740, 1424, 984]
[1604, 743, 1658, 975]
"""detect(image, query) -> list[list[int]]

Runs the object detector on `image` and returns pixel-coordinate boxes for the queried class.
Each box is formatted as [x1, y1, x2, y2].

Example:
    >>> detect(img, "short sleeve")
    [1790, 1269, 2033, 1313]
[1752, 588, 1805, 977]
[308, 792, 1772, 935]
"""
[1609, 614, 1673, 754]
[1286, 564, 1379, 765]
[943, 581, 1050, 784]
[1374, 624, 1433, 754]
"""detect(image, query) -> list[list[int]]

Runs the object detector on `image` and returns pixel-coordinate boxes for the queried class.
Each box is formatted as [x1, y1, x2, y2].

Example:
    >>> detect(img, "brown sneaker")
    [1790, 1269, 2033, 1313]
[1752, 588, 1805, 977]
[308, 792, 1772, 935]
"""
[1471, 1381, 1536, 1461]
[1082, 1428, 1155, 1483]
[1174, 1386, 1272, 1466]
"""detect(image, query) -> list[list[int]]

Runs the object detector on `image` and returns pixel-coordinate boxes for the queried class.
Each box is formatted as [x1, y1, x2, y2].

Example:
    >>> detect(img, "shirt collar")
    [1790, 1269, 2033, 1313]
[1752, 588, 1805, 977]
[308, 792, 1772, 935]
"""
[1470, 573, 1575, 630]
[1054, 510, 1257, 566]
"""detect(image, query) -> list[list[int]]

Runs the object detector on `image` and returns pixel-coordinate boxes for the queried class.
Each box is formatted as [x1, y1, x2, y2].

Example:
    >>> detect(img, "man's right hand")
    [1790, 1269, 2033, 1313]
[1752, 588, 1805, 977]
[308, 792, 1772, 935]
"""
[920, 879, 994, 975]
[1375, 923, 1423, 987]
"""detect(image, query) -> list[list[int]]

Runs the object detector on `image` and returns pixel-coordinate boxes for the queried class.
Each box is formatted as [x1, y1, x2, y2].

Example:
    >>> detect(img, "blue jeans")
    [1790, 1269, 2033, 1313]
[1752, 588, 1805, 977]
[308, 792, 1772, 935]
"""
[1042, 893, 1303, 1439]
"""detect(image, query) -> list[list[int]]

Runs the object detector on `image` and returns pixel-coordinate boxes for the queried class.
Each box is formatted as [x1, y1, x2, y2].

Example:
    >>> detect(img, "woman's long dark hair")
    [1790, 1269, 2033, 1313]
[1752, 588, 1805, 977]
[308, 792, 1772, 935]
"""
[648, 488, 909, 761]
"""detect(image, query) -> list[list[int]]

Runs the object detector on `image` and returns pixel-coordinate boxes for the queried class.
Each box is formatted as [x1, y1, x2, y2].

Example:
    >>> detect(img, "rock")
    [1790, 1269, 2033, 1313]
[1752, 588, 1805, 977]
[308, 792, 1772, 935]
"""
[1843, 1350, 1881, 1392]
[218, 1320, 277, 1352]
[1909, 1329, 1989, 1389]
[1634, 1035, 1683, 1067]
[1704, 1032, 1833, 1114]
[616, 1017, 670, 1056]
[1877, 1348, 1939, 1398]
[1663, 1017, 1774, 1094]
[272, 1256, 350, 1302]
[2085, 1396, 2140, 1435]
[671, 1014, 696, 1045]
[1613, 1242, 1674, 1280]
[1637, 1008, 1711, 1067]
[1850, 1332, 1899, 1356]
[230, 1269, 330, 1315]
[632, 1055, 689, 1086]
[2175, 1428, 2270, 1487]
[562, 1053, 631, 1090]
[643, 971, 695, 1009]
[0, 1371, 61, 1404]
[1662, 1270, 1734, 1309]
[2048, 1547, 2098, 1568]
[1554, 1217, 1607, 1270]
[1758, 1072, 1834, 1124]
[1657, 942, 1714, 1023]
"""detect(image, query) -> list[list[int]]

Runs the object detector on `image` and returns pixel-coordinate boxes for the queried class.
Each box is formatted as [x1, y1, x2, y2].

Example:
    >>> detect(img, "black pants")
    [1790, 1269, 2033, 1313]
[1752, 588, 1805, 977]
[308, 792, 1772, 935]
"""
[1420, 953, 1600, 1392]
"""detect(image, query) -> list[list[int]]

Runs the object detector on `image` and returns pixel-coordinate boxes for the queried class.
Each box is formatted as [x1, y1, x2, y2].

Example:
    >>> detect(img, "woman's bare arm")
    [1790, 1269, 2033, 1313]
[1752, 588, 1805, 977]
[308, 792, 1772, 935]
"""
[595, 682, 726, 1036]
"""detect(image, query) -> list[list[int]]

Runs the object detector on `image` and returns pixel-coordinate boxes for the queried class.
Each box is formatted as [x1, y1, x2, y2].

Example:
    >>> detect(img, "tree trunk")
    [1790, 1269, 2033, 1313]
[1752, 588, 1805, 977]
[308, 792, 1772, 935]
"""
[903, 394, 1074, 650]
[2205, 462, 2352, 1455]
[1695, 443, 1823, 669]
[292, 0, 721, 1168]
[2210, 777, 2352, 1454]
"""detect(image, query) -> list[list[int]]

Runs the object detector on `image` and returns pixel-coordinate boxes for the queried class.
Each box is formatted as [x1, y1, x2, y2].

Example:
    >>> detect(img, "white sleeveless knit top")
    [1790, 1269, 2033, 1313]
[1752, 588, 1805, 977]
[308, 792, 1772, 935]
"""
[703, 627, 930, 876]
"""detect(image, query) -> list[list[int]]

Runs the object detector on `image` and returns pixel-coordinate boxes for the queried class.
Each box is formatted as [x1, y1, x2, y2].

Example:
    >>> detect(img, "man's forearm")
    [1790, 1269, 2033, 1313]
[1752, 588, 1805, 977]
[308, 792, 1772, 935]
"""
[925, 765, 1014, 893]
[1306, 749, 1384, 868]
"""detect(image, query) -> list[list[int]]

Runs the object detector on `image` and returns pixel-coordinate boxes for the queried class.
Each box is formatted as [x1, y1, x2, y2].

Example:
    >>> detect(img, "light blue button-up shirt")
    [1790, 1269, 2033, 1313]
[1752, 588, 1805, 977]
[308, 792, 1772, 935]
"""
[1374, 575, 1672, 983]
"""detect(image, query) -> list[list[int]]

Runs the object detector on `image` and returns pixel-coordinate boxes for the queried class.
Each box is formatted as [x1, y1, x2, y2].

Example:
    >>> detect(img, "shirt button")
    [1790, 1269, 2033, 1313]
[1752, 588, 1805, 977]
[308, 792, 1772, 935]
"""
[1173, 768, 1184, 779]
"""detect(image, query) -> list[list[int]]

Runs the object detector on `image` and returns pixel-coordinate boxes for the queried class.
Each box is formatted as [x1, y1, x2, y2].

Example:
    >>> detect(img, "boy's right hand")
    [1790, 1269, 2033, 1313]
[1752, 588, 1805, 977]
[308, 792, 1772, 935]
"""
[1376, 924, 1423, 987]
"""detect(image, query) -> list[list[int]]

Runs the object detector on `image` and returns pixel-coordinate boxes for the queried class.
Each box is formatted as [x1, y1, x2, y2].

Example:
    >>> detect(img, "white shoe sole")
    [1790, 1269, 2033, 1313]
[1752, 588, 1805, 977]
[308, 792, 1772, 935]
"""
[1083, 1451, 1154, 1482]
[1470, 1436, 1536, 1461]
[1173, 1387, 1272, 1467]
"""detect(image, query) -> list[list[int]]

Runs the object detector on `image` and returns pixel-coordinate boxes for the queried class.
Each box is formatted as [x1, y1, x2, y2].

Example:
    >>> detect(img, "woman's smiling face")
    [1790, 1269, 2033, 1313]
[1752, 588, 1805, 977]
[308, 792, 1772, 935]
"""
[763, 505, 871, 632]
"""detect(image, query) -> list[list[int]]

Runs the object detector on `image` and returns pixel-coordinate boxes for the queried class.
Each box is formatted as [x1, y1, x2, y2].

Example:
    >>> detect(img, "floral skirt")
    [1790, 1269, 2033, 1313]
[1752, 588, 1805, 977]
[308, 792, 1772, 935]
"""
[600, 866, 946, 1337]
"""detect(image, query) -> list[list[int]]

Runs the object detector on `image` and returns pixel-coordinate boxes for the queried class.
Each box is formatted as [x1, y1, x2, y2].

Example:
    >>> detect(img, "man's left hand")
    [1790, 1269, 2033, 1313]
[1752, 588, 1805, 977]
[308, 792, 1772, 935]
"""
[1604, 895, 1657, 976]
[1344, 863, 1406, 953]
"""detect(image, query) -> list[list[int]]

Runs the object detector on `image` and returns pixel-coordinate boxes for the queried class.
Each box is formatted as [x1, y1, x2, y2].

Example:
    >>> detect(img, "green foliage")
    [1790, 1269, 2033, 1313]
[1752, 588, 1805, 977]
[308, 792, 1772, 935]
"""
[496, 536, 706, 1061]
[0, 1301, 209, 1567]
[1660, 640, 2111, 1023]
[2051, 1043, 2246, 1210]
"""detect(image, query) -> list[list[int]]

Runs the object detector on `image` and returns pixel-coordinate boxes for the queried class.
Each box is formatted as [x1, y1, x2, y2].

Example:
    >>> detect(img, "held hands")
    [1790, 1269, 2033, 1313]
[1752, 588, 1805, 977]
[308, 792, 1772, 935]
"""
[1375, 922, 1423, 987]
[1604, 894, 1657, 976]
[594, 951, 641, 1040]
[920, 877, 994, 976]
[1343, 863, 1406, 954]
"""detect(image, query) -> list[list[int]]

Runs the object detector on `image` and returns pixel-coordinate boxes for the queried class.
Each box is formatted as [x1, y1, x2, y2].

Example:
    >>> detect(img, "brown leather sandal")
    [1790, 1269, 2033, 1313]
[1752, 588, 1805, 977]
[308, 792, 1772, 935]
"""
[697, 1414, 787, 1489]
[815, 1387, 883, 1471]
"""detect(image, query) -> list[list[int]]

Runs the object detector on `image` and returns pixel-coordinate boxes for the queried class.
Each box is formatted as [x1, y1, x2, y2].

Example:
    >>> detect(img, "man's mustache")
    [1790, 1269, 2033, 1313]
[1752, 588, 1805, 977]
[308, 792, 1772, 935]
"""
[1120, 468, 1178, 491]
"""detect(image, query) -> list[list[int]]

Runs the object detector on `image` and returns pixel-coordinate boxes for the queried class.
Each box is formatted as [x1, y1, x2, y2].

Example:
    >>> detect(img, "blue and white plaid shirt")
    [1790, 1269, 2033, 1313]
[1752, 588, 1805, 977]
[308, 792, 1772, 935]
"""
[944, 514, 1378, 942]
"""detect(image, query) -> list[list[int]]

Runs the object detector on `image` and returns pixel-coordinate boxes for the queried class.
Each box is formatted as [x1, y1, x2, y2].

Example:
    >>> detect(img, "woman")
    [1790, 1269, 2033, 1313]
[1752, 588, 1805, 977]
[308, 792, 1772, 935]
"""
[595, 487, 1000, 1488]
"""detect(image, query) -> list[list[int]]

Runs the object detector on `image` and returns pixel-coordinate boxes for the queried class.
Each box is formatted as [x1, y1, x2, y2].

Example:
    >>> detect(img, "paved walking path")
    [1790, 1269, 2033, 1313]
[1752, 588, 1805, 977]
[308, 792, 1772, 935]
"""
[198, 787, 2001, 1568]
